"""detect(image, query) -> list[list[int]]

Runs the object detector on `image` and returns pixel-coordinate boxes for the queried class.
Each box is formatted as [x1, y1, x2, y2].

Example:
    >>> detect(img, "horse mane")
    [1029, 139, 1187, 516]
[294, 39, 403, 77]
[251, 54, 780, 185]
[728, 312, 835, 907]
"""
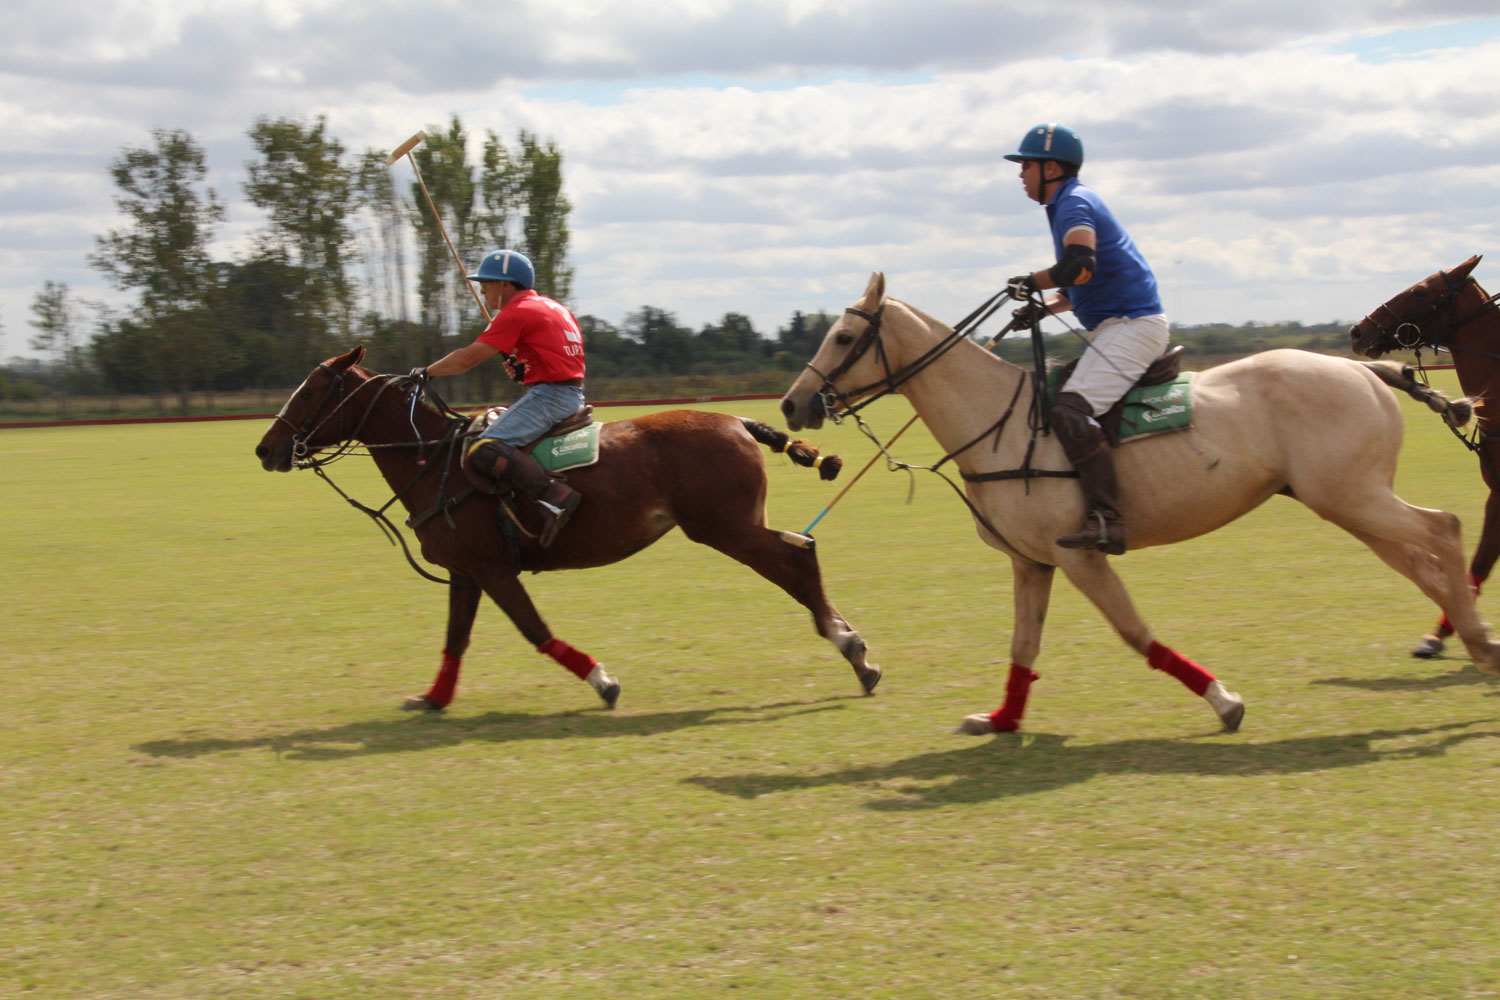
[890, 297, 955, 337]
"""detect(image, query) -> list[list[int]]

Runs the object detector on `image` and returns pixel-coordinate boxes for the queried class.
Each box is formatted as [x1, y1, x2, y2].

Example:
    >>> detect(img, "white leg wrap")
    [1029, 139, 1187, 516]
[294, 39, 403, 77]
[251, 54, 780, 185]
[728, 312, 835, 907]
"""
[1204, 679, 1238, 714]
[585, 664, 614, 693]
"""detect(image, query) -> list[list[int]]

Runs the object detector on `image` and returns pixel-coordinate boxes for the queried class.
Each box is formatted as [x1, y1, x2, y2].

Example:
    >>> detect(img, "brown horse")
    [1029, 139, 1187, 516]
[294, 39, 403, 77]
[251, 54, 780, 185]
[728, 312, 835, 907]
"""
[782, 273, 1498, 736]
[254, 346, 881, 710]
[1351, 255, 1500, 657]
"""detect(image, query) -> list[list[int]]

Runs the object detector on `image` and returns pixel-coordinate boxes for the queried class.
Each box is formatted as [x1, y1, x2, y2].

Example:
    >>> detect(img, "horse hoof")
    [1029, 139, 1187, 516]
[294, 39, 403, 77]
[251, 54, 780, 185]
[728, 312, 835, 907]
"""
[401, 694, 444, 712]
[597, 679, 621, 709]
[955, 713, 1000, 736]
[1411, 636, 1445, 659]
[856, 663, 883, 695]
[1218, 698, 1245, 733]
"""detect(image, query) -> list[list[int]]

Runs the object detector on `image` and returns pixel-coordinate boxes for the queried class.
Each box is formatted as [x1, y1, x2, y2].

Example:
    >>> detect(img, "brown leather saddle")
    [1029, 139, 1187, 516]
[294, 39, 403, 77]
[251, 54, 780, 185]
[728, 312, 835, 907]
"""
[468, 404, 595, 452]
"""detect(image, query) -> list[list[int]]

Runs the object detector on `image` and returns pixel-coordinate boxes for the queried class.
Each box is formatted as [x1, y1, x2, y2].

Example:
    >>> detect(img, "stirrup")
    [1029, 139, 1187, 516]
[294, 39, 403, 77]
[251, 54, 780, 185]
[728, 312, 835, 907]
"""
[536, 491, 581, 548]
[1056, 511, 1125, 555]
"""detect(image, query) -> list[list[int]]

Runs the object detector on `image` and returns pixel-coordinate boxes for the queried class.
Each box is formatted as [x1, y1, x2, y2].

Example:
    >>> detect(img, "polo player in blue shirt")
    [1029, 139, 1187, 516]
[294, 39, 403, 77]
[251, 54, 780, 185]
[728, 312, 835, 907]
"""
[1004, 123, 1168, 556]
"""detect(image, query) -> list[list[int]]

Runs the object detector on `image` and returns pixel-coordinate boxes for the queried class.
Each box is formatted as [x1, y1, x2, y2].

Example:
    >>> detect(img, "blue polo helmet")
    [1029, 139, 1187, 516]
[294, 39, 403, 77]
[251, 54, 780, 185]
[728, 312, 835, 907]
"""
[1003, 123, 1084, 168]
[467, 248, 535, 290]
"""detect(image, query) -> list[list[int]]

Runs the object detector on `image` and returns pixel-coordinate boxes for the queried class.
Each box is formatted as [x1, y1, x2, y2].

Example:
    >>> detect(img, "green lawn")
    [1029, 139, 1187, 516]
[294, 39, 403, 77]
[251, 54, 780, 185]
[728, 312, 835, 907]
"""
[3, 371, 1498, 999]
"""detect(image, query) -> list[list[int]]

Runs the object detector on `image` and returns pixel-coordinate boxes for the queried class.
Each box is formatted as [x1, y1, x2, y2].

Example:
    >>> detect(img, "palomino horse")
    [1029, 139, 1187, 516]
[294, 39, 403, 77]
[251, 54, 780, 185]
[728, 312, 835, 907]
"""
[255, 346, 881, 710]
[1351, 255, 1500, 658]
[781, 273, 1500, 736]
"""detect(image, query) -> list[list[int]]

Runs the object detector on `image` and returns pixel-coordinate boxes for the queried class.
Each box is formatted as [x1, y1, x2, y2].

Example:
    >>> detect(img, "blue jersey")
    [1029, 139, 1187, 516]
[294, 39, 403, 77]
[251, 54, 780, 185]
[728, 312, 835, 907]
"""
[1046, 177, 1162, 331]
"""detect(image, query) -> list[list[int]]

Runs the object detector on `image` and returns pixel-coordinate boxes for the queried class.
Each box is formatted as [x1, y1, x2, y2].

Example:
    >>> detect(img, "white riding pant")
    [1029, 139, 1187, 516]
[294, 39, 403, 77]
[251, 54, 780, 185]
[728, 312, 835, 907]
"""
[1060, 313, 1171, 417]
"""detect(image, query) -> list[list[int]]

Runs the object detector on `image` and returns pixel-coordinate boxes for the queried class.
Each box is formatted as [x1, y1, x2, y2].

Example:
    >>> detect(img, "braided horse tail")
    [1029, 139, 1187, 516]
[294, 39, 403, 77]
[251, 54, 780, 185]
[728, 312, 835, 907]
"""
[1361, 360, 1475, 429]
[740, 418, 843, 481]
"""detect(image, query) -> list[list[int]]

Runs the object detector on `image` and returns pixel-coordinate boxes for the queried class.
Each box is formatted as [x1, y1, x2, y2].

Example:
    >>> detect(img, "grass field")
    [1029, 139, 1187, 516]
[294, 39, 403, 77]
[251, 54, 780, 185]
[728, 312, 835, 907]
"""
[3, 371, 1499, 999]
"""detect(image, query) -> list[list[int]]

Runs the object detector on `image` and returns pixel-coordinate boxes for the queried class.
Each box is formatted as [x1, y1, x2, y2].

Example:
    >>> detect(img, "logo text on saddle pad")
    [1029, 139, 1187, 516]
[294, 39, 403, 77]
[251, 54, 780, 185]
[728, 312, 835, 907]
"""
[1043, 368, 1194, 443]
[1115, 375, 1192, 441]
[533, 423, 601, 473]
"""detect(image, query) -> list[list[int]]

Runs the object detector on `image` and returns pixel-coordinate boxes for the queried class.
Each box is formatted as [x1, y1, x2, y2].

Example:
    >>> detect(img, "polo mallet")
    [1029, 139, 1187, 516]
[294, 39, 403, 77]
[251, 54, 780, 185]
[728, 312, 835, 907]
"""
[389, 130, 525, 385]
[387, 131, 492, 322]
[800, 309, 1027, 536]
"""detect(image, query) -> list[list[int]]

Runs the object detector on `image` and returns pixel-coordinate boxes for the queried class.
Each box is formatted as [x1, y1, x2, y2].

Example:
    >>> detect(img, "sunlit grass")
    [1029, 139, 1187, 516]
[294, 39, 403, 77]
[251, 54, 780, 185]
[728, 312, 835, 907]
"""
[3, 372, 1498, 999]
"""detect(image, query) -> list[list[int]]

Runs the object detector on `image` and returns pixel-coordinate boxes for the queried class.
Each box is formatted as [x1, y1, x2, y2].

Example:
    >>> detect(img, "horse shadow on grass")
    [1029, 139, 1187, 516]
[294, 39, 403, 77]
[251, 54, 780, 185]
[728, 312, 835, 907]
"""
[1311, 661, 1500, 694]
[134, 697, 852, 762]
[685, 719, 1500, 811]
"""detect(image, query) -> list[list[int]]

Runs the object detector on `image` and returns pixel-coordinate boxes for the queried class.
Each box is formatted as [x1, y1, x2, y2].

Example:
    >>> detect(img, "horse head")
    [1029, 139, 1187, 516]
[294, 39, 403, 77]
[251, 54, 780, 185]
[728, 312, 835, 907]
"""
[255, 346, 371, 471]
[1349, 255, 1483, 358]
[781, 271, 891, 430]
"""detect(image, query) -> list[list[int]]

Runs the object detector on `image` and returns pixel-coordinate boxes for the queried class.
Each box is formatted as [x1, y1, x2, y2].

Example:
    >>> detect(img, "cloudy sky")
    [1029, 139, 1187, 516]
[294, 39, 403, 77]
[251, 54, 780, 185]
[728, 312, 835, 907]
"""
[4, 0, 1500, 360]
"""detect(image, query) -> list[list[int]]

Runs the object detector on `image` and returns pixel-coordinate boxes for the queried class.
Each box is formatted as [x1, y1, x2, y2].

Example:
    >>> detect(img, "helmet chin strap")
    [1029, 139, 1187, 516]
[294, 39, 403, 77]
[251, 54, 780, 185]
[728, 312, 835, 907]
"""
[1037, 163, 1066, 204]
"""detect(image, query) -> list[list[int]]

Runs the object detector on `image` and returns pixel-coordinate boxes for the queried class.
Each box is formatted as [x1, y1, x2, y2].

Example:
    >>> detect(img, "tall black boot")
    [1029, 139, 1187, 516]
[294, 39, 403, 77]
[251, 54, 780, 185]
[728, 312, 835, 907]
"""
[465, 439, 582, 548]
[1049, 392, 1126, 555]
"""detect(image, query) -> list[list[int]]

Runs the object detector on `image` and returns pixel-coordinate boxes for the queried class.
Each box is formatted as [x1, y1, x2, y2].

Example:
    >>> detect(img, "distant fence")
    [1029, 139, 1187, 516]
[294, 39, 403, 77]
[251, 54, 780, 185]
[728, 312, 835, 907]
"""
[0, 393, 785, 430]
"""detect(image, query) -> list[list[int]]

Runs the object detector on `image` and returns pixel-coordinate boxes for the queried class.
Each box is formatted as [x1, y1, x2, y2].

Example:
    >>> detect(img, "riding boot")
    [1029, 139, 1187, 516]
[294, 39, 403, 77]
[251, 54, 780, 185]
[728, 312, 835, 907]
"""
[1049, 392, 1127, 555]
[465, 439, 582, 548]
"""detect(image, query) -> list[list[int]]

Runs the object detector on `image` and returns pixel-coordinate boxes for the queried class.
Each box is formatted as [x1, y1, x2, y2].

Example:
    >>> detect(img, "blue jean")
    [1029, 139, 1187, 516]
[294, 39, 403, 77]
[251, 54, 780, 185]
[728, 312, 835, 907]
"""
[479, 382, 586, 446]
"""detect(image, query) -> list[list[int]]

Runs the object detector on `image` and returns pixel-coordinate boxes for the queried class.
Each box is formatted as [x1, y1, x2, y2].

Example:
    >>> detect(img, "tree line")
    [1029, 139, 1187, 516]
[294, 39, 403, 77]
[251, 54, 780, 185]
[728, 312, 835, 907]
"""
[5, 109, 1356, 414]
[5, 114, 852, 412]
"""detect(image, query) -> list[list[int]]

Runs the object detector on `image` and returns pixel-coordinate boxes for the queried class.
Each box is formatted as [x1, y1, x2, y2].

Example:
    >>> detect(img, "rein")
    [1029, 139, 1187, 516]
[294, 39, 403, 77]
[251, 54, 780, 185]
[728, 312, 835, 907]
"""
[809, 295, 1073, 558]
[808, 290, 1010, 421]
[286, 370, 479, 586]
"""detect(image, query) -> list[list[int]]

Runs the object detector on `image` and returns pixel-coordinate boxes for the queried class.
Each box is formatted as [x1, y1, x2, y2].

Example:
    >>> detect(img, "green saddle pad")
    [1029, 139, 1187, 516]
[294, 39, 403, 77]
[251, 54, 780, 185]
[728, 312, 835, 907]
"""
[1044, 369, 1194, 443]
[532, 422, 601, 473]
[1114, 374, 1193, 441]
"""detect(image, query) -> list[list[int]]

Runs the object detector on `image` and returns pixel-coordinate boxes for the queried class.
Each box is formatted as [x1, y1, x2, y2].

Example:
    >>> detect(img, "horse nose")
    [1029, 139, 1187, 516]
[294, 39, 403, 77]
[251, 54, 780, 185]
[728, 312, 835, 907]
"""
[780, 397, 795, 420]
[255, 443, 270, 460]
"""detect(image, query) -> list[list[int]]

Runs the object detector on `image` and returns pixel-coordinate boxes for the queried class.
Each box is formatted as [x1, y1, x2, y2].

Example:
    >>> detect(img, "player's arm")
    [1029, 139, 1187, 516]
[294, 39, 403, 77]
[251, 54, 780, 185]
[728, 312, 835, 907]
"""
[425, 340, 499, 377]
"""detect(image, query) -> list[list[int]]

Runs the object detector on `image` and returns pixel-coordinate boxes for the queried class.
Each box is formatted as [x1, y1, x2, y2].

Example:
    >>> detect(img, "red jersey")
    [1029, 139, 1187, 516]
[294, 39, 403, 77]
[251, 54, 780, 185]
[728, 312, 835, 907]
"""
[475, 289, 586, 384]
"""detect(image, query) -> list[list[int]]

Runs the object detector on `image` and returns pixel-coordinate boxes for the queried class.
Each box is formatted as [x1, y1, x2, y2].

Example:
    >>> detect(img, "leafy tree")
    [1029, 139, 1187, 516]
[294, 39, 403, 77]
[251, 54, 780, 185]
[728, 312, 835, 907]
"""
[625, 306, 694, 373]
[477, 131, 517, 254]
[29, 280, 84, 412]
[243, 115, 356, 366]
[410, 116, 483, 356]
[353, 148, 412, 339]
[89, 128, 226, 410]
[514, 130, 574, 302]
[90, 313, 160, 395]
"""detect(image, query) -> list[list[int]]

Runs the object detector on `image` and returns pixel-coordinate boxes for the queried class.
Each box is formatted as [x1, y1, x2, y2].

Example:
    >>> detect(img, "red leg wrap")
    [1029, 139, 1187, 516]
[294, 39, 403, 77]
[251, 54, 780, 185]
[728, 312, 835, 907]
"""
[424, 650, 462, 708]
[988, 664, 1039, 733]
[538, 637, 597, 680]
[1147, 641, 1213, 696]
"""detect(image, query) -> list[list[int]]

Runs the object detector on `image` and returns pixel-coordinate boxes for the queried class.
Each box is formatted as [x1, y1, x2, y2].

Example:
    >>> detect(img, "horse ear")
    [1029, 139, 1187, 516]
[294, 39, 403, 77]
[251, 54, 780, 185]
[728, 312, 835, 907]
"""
[861, 271, 886, 307]
[1448, 255, 1482, 283]
[330, 345, 366, 370]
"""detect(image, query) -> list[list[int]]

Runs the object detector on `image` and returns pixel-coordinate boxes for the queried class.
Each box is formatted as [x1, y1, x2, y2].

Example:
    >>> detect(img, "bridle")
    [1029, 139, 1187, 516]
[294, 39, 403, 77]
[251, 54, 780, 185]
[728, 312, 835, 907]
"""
[804, 291, 1009, 421]
[274, 363, 366, 466]
[1356, 272, 1500, 360]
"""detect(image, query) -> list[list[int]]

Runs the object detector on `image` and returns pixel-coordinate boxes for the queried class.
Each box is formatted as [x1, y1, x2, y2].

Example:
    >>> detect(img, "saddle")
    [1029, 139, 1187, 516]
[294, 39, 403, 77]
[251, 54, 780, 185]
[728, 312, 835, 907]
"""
[1047, 345, 1186, 446]
[469, 404, 595, 452]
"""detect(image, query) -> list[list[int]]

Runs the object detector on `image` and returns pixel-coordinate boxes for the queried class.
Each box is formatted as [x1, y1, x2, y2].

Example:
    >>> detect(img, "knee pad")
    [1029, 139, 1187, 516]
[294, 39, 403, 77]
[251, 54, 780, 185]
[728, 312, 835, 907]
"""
[463, 439, 512, 493]
[1048, 392, 1104, 465]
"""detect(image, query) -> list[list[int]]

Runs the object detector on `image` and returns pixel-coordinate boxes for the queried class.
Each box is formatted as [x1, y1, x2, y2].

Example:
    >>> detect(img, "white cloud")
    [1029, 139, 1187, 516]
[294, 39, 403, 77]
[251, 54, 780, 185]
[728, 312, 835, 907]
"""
[3, 2, 1500, 362]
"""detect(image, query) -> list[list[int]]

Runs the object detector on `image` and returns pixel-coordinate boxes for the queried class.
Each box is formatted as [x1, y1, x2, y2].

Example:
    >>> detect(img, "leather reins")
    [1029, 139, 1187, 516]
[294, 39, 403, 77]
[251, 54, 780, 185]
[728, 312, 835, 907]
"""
[278, 367, 475, 585]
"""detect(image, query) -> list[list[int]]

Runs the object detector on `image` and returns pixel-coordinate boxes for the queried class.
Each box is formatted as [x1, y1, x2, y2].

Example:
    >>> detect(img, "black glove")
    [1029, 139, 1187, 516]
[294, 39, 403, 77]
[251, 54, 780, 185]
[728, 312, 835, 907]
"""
[1012, 300, 1046, 329]
[406, 365, 429, 382]
[1006, 273, 1039, 300]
